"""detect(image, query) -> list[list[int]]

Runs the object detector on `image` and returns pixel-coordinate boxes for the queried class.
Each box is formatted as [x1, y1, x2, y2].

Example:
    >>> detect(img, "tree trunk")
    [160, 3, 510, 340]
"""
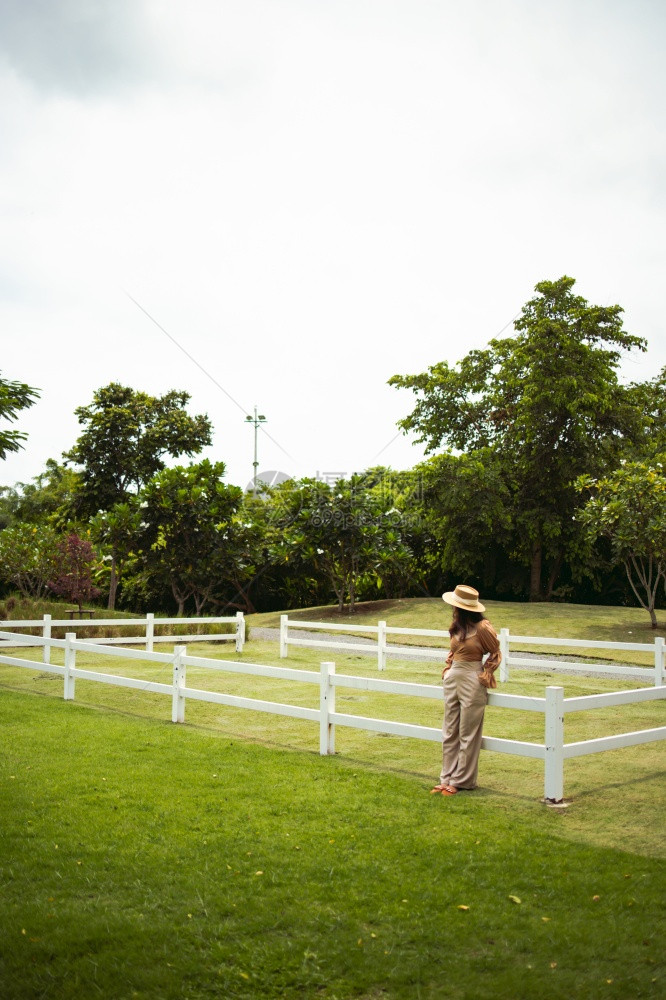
[624, 556, 662, 630]
[529, 543, 543, 601]
[108, 552, 118, 611]
[545, 554, 563, 602]
[172, 581, 186, 617]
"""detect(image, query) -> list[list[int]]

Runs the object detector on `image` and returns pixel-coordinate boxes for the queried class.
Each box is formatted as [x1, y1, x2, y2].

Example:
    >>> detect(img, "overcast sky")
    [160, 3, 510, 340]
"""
[1, 0, 665, 492]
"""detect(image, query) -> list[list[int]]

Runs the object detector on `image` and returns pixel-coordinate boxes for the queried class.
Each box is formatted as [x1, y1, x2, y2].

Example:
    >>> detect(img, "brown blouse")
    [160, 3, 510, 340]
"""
[445, 619, 501, 677]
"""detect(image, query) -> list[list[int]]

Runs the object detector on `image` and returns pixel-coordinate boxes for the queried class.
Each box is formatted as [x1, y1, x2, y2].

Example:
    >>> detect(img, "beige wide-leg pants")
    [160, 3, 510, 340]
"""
[439, 659, 488, 790]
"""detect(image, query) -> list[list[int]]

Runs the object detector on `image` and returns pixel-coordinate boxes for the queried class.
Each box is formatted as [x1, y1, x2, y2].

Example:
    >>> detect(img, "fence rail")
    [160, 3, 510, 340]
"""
[0, 612, 245, 660]
[279, 615, 666, 684]
[1, 631, 665, 802]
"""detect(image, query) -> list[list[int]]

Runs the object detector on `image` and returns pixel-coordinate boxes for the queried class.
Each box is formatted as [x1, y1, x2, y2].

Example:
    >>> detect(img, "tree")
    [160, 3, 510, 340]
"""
[623, 365, 666, 462]
[47, 534, 102, 612]
[578, 464, 666, 628]
[267, 475, 412, 612]
[0, 459, 80, 530]
[389, 276, 648, 600]
[415, 450, 513, 589]
[0, 372, 40, 460]
[136, 460, 244, 616]
[90, 503, 142, 612]
[64, 384, 213, 608]
[0, 523, 61, 599]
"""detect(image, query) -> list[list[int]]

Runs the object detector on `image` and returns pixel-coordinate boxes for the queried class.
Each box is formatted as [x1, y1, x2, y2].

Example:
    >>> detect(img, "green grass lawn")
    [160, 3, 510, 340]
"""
[1, 689, 664, 1000]
[1, 600, 665, 998]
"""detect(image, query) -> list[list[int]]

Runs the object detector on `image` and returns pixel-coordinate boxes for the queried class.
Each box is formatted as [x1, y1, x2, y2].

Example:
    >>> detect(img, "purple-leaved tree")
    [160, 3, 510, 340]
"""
[48, 534, 101, 613]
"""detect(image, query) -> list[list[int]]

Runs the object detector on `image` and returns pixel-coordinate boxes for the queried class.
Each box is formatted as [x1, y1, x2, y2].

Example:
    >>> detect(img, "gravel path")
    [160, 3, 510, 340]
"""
[249, 627, 646, 680]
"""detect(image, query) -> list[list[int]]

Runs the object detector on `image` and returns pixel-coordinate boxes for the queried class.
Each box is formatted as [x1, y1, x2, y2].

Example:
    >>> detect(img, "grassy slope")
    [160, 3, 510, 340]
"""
[251, 597, 666, 666]
[1, 691, 664, 1000]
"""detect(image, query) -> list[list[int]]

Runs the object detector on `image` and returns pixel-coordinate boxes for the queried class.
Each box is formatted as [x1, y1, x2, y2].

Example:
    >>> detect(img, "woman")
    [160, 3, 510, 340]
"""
[431, 584, 501, 796]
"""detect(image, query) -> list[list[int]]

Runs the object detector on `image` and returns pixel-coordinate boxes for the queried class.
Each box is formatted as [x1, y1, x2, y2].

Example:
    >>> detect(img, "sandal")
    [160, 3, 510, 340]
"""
[440, 785, 458, 796]
[430, 784, 448, 794]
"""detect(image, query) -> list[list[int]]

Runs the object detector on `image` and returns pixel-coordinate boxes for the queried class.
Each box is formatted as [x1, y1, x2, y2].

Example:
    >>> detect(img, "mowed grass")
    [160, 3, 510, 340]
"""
[1, 689, 665, 1000]
[1, 635, 665, 857]
[1, 599, 665, 1000]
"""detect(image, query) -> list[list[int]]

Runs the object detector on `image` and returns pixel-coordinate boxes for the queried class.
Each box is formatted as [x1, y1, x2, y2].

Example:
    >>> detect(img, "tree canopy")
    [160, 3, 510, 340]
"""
[135, 460, 244, 616]
[64, 383, 213, 516]
[578, 463, 666, 628]
[389, 276, 649, 600]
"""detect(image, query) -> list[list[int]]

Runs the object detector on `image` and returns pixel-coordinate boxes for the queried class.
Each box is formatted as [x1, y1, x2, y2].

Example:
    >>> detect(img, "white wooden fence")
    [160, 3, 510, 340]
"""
[279, 615, 666, 685]
[498, 629, 664, 686]
[1, 629, 664, 802]
[0, 613, 245, 661]
[280, 615, 450, 670]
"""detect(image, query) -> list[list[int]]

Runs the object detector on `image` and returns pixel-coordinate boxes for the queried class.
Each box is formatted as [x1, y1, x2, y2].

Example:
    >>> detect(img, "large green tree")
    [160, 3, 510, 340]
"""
[135, 460, 244, 616]
[623, 365, 666, 462]
[65, 383, 213, 511]
[267, 475, 412, 612]
[90, 503, 141, 612]
[0, 373, 40, 460]
[0, 523, 61, 599]
[578, 463, 666, 628]
[0, 459, 80, 530]
[415, 450, 513, 591]
[389, 276, 648, 600]
[64, 384, 213, 608]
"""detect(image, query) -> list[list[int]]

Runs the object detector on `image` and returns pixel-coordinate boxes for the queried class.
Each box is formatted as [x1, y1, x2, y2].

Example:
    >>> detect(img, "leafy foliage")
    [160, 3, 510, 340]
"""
[64, 383, 213, 517]
[135, 460, 245, 615]
[0, 372, 40, 460]
[390, 276, 649, 600]
[578, 463, 666, 627]
[47, 534, 102, 611]
[0, 459, 80, 530]
[266, 474, 412, 611]
[0, 523, 61, 599]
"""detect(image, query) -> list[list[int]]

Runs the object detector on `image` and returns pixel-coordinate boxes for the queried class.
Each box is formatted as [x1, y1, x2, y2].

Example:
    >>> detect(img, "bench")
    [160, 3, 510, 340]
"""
[65, 609, 96, 620]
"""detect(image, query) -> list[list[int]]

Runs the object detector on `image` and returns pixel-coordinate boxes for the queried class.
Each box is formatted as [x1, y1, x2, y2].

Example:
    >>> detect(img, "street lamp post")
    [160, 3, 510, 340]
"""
[245, 405, 267, 493]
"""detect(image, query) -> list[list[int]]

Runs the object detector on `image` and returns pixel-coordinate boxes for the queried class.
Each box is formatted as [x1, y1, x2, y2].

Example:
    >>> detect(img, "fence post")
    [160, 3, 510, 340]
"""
[544, 686, 564, 802]
[280, 615, 288, 658]
[172, 644, 187, 723]
[145, 613, 154, 653]
[654, 636, 664, 687]
[64, 633, 76, 701]
[235, 612, 245, 653]
[43, 614, 52, 665]
[319, 661, 336, 755]
[499, 628, 509, 683]
[377, 620, 387, 671]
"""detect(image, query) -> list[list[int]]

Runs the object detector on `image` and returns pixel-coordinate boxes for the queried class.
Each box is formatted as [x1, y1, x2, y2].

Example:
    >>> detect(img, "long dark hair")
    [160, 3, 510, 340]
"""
[449, 607, 485, 640]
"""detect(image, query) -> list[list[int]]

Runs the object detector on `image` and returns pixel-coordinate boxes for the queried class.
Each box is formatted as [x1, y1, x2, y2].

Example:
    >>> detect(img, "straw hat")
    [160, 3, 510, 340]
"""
[442, 584, 485, 613]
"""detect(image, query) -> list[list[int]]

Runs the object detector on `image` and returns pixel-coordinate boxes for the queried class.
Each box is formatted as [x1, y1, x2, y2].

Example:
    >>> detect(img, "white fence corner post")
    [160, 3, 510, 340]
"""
[145, 613, 154, 653]
[64, 632, 76, 701]
[377, 620, 387, 671]
[319, 661, 335, 755]
[235, 612, 245, 653]
[654, 636, 664, 687]
[280, 615, 288, 658]
[42, 614, 52, 665]
[499, 628, 509, 683]
[172, 644, 187, 723]
[544, 686, 564, 802]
